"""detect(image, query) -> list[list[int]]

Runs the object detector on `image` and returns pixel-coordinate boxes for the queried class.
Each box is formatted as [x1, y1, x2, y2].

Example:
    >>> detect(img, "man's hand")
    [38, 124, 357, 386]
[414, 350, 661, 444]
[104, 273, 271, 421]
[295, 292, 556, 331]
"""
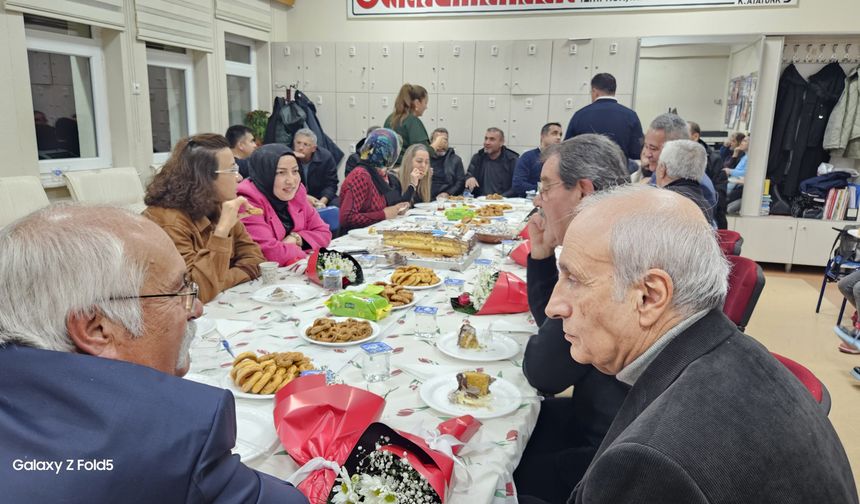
[527, 211, 558, 260]
[465, 177, 479, 191]
[430, 135, 446, 153]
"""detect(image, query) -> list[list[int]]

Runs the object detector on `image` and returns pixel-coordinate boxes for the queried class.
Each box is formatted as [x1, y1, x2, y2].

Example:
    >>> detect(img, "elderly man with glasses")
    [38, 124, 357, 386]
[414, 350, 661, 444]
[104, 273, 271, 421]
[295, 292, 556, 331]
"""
[513, 134, 632, 503]
[0, 205, 309, 504]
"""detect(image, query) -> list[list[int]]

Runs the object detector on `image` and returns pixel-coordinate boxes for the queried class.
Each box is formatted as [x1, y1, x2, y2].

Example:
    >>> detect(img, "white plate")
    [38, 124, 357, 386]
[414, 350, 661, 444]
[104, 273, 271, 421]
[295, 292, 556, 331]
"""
[391, 297, 418, 311]
[436, 332, 520, 362]
[195, 317, 216, 338]
[387, 274, 443, 290]
[220, 373, 276, 400]
[250, 284, 321, 306]
[233, 408, 279, 463]
[419, 373, 521, 419]
[347, 227, 382, 240]
[413, 202, 438, 210]
[299, 317, 380, 347]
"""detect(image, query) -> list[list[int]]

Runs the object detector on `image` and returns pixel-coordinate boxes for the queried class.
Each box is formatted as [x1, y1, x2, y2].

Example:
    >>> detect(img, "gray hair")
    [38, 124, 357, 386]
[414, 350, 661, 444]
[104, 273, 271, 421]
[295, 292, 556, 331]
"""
[576, 184, 729, 317]
[658, 139, 707, 182]
[649, 113, 690, 141]
[0, 204, 146, 352]
[294, 128, 317, 145]
[543, 134, 629, 191]
[486, 127, 505, 140]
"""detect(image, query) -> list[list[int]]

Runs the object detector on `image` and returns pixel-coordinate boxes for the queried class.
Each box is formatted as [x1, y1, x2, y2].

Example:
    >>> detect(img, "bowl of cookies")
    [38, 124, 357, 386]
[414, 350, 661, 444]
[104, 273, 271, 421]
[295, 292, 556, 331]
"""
[300, 317, 380, 347]
[222, 351, 315, 399]
[388, 265, 442, 290]
[373, 281, 416, 310]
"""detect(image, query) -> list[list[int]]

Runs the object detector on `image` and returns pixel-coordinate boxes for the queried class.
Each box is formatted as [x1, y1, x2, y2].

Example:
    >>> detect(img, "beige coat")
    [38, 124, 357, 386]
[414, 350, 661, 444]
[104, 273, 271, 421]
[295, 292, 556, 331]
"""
[824, 67, 860, 159]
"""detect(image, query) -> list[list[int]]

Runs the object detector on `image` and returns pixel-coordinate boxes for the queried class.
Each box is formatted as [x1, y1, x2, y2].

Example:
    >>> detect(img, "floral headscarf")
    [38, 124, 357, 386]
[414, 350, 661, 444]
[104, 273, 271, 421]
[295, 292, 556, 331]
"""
[358, 128, 401, 169]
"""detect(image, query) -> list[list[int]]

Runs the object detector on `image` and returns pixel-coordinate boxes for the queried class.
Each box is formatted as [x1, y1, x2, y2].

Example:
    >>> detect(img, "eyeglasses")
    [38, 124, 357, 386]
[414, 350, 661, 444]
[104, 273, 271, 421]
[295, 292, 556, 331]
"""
[214, 164, 240, 175]
[110, 277, 199, 313]
[537, 180, 563, 197]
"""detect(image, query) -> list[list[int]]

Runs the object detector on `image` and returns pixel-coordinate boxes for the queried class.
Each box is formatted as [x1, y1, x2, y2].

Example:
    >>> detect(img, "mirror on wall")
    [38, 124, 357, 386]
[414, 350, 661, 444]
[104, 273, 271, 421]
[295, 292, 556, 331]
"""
[634, 35, 764, 145]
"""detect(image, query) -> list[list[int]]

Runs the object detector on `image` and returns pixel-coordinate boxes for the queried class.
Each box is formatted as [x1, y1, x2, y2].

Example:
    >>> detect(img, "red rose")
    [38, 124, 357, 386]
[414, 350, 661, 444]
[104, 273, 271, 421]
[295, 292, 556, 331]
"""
[457, 293, 471, 305]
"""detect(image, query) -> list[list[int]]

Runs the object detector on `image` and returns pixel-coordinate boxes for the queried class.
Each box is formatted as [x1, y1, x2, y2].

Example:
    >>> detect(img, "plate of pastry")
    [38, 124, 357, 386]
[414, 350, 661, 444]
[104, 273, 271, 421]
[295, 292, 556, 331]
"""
[419, 371, 521, 419]
[250, 284, 321, 306]
[436, 330, 520, 362]
[300, 317, 380, 347]
[388, 265, 442, 290]
[222, 351, 315, 400]
[232, 408, 280, 463]
[371, 282, 417, 311]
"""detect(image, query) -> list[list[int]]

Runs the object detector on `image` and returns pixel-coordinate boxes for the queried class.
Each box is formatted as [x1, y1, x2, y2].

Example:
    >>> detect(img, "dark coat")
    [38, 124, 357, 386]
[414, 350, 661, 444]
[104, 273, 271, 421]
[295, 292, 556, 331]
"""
[570, 310, 858, 504]
[466, 146, 520, 197]
[0, 345, 309, 504]
[430, 148, 465, 198]
[699, 139, 728, 229]
[301, 146, 339, 203]
[664, 177, 715, 225]
[564, 98, 644, 160]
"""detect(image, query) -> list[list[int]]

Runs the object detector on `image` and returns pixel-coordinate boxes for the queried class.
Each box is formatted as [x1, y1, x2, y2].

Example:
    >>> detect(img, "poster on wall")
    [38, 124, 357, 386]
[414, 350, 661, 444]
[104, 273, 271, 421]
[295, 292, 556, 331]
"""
[724, 73, 758, 131]
[349, 0, 799, 18]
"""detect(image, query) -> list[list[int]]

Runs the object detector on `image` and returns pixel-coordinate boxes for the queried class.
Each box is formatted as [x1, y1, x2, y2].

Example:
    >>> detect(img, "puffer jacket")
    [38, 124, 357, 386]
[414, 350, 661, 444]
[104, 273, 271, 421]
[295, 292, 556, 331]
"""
[430, 148, 465, 198]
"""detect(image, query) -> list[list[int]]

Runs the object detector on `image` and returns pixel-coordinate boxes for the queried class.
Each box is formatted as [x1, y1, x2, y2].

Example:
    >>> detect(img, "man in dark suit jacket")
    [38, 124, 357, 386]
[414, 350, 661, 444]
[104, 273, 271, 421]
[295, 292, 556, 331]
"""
[293, 128, 339, 207]
[564, 73, 643, 160]
[514, 134, 632, 503]
[521, 185, 857, 504]
[655, 138, 715, 225]
[0, 205, 308, 504]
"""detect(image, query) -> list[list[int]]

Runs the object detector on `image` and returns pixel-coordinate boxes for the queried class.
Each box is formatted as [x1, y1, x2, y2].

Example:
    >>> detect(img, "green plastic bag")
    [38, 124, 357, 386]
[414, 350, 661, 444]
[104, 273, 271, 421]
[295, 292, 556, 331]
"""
[325, 285, 391, 321]
[445, 206, 476, 221]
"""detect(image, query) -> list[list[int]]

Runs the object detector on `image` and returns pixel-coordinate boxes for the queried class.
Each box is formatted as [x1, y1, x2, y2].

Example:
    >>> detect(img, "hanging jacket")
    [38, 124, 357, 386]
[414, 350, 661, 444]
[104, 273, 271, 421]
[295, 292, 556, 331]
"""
[263, 97, 306, 147]
[824, 66, 860, 159]
[767, 64, 807, 184]
[293, 91, 344, 165]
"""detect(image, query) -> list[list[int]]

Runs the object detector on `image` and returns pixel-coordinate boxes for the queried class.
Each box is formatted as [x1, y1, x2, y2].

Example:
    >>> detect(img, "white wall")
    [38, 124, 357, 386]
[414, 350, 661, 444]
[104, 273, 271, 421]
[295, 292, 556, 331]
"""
[284, 0, 860, 42]
[636, 45, 730, 131]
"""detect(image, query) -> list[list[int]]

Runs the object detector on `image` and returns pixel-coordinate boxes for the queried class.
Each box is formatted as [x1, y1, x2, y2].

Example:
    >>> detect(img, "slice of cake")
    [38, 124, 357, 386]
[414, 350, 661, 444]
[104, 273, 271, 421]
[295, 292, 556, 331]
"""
[381, 227, 475, 258]
[449, 371, 494, 408]
[457, 321, 480, 350]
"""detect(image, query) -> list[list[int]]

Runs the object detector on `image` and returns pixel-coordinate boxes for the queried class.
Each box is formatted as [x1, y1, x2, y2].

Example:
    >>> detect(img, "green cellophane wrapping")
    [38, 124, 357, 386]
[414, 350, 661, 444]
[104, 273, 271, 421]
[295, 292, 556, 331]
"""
[325, 285, 392, 321]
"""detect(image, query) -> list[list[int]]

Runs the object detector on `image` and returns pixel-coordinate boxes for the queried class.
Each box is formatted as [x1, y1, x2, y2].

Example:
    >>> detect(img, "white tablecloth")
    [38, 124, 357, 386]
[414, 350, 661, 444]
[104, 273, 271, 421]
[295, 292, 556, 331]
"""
[186, 203, 540, 504]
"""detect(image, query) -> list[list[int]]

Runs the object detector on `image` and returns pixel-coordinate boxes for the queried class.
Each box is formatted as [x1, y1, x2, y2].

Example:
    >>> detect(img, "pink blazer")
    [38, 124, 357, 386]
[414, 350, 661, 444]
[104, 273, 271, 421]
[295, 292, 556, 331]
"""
[237, 179, 332, 266]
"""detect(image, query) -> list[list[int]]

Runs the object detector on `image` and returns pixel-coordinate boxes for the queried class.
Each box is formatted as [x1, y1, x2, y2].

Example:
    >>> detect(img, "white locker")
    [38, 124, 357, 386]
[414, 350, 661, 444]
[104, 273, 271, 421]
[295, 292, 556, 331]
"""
[472, 94, 510, 145]
[449, 145, 473, 167]
[438, 41, 476, 94]
[616, 94, 634, 108]
[335, 139, 355, 185]
[271, 42, 303, 89]
[336, 93, 370, 141]
[336, 42, 369, 93]
[474, 41, 512, 95]
[305, 92, 337, 138]
[302, 42, 336, 93]
[417, 109, 437, 135]
[368, 93, 395, 127]
[404, 41, 439, 93]
[369, 42, 404, 95]
[509, 95, 550, 147]
[436, 94, 474, 148]
[549, 95, 591, 126]
[550, 39, 594, 95]
[511, 40, 552, 95]
[591, 38, 639, 95]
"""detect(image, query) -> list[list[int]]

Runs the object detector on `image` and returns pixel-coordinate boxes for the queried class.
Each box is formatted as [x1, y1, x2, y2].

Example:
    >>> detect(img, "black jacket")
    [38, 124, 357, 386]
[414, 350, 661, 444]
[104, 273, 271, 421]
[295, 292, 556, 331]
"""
[698, 140, 728, 229]
[301, 146, 339, 203]
[264, 92, 344, 166]
[664, 178, 714, 225]
[430, 148, 465, 198]
[523, 255, 629, 447]
[466, 146, 520, 197]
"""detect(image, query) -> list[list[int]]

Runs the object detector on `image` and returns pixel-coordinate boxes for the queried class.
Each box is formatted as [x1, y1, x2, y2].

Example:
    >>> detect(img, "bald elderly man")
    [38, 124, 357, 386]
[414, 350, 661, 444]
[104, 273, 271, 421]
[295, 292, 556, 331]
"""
[0, 205, 308, 504]
[521, 186, 857, 504]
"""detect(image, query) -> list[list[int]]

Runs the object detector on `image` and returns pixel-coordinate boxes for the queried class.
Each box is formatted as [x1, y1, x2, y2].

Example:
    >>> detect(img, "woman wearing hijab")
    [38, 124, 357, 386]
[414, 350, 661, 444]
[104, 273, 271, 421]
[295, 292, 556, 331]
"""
[237, 144, 332, 266]
[338, 128, 410, 232]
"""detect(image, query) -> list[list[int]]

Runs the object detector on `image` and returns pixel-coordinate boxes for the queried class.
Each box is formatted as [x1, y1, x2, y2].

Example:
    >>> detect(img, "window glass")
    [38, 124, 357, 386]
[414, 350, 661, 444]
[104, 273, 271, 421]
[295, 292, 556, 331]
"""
[148, 66, 189, 153]
[225, 40, 251, 64]
[226, 75, 252, 126]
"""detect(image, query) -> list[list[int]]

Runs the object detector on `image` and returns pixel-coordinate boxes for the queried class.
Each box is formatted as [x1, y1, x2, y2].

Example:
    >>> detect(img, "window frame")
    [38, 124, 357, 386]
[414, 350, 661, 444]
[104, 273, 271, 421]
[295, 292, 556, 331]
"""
[224, 33, 258, 124]
[146, 47, 197, 164]
[25, 27, 112, 174]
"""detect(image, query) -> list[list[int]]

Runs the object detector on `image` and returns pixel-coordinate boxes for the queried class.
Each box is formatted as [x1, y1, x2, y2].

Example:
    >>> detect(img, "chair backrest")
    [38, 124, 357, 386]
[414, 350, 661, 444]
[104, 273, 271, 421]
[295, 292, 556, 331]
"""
[723, 255, 765, 331]
[63, 167, 145, 213]
[771, 352, 830, 415]
[716, 229, 743, 256]
[0, 176, 50, 228]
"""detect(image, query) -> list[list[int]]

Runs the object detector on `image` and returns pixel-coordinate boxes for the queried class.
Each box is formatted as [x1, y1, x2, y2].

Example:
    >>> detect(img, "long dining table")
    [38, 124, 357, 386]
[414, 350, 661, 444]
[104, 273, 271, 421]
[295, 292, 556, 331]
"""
[185, 198, 542, 503]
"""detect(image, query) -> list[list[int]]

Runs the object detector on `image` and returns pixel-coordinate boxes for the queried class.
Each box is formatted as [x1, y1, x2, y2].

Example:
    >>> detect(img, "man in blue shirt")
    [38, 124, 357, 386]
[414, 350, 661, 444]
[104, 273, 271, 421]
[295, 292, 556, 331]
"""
[510, 122, 563, 197]
[564, 73, 643, 161]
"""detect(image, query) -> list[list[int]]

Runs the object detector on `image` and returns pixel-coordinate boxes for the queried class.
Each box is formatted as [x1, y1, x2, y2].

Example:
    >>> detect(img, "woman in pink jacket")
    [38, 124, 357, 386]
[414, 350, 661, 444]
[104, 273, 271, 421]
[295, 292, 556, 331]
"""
[238, 144, 332, 266]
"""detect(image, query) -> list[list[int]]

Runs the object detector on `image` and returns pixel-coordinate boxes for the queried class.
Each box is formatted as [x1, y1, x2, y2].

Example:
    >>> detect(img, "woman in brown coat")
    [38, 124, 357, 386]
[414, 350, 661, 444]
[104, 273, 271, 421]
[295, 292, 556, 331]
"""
[143, 133, 265, 303]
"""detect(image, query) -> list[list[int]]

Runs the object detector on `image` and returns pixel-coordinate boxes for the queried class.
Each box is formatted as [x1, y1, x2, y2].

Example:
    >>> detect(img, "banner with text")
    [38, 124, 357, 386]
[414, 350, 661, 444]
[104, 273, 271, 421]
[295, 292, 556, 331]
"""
[349, 0, 798, 18]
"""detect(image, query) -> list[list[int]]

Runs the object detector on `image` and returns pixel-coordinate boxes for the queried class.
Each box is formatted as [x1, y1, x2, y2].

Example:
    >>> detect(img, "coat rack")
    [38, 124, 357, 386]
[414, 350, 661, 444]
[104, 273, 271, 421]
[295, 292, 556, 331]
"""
[782, 41, 860, 65]
[274, 82, 300, 102]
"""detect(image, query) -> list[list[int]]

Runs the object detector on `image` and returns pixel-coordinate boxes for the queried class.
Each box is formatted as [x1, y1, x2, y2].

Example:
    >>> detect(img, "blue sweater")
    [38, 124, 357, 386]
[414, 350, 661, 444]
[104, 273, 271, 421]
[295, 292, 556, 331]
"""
[510, 147, 543, 197]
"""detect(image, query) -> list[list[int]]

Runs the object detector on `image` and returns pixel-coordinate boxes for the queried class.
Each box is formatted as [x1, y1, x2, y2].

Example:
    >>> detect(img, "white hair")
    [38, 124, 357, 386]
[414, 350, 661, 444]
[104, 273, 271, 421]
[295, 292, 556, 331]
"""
[576, 184, 729, 317]
[0, 204, 146, 351]
[659, 139, 707, 182]
[295, 128, 318, 146]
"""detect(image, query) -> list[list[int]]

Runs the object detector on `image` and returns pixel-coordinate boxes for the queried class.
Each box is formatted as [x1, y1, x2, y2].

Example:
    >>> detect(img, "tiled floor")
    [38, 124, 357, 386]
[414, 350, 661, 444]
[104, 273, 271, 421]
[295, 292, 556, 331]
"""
[751, 265, 860, 488]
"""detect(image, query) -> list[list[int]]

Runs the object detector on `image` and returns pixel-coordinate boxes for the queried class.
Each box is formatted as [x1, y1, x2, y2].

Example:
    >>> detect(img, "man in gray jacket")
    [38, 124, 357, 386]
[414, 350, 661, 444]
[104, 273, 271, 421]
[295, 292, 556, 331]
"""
[520, 184, 857, 504]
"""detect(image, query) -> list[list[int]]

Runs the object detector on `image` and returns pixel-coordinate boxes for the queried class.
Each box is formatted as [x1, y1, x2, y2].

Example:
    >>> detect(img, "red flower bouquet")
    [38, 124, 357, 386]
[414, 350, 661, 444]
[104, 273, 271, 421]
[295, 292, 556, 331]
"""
[450, 271, 528, 315]
[306, 248, 364, 288]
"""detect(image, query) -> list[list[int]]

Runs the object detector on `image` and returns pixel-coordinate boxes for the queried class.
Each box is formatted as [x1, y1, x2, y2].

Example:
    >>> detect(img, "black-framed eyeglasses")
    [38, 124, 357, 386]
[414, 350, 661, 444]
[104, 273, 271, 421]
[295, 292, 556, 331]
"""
[110, 277, 199, 313]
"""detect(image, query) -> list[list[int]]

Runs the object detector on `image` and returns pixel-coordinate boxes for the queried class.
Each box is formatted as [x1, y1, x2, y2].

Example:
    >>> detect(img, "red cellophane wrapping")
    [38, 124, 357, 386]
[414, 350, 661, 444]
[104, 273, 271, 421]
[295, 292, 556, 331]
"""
[305, 249, 323, 286]
[342, 415, 481, 502]
[477, 271, 529, 315]
[510, 239, 531, 267]
[518, 226, 529, 240]
[273, 374, 385, 503]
